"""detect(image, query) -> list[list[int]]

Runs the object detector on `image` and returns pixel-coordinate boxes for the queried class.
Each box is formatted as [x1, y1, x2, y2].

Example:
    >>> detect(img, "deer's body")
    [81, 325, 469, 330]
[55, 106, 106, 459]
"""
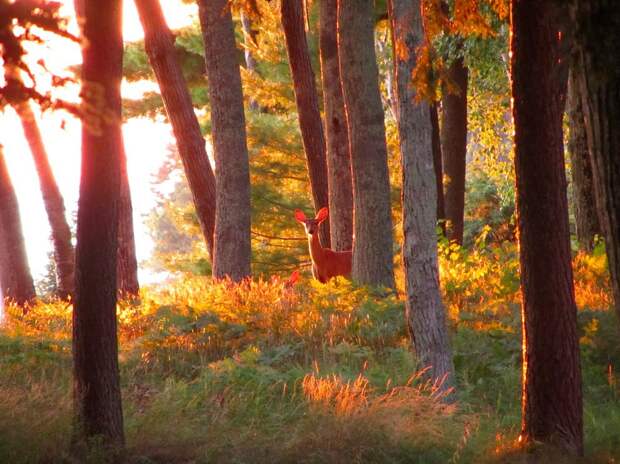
[295, 208, 352, 283]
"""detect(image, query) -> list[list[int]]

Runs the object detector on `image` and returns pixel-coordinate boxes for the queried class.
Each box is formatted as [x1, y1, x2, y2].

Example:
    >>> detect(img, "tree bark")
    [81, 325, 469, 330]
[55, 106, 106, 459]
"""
[240, 10, 260, 112]
[12, 99, 75, 299]
[198, 0, 252, 281]
[281, 0, 331, 248]
[390, 0, 455, 397]
[135, 0, 216, 259]
[571, 0, 620, 322]
[567, 68, 601, 251]
[441, 55, 468, 245]
[338, 0, 395, 288]
[431, 102, 446, 233]
[117, 140, 139, 296]
[511, 0, 583, 454]
[0, 146, 36, 307]
[319, 0, 353, 251]
[72, 0, 124, 449]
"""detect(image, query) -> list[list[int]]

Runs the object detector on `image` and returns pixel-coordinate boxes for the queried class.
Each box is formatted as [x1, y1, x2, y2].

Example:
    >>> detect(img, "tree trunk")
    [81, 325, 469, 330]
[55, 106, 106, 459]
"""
[338, 0, 395, 288]
[571, 0, 620, 322]
[12, 99, 75, 299]
[240, 10, 259, 112]
[431, 102, 446, 233]
[72, 0, 124, 449]
[567, 68, 601, 251]
[0, 146, 36, 307]
[319, 0, 353, 251]
[117, 140, 139, 296]
[135, 0, 216, 259]
[281, 0, 331, 248]
[441, 55, 468, 245]
[390, 0, 455, 397]
[198, 0, 252, 281]
[511, 0, 583, 454]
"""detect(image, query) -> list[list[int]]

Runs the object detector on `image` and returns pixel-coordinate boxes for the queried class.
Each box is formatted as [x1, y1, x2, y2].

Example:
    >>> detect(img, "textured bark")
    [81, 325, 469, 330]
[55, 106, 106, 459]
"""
[567, 68, 601, 251]
[12, 100, 74, 299]
[319, 0, 353, 251]
[0, 146, 36, 307]
[390, 0, 455, 397]
[338, 0, 395, 288]
[117, 141, 139, 296]
[135, 0, 216, 259]
[72, 0, 124, 448]
[281, 0, 331, 248]
[571, 0, 620, 322]
[198, 0, 251, 281]
[431, 103, 446, 232]
[511, 0, 583, 454]
[240, 10, 259, 112]
[441, 55, 468, 244]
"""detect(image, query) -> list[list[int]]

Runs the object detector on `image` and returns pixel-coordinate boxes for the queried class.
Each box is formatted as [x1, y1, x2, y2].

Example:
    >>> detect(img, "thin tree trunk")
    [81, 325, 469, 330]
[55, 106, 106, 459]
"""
[511, 0, 583, 454]
[240, 10, 259, 112]
[117, 140, 139, 296]
[390, 0, 455, 397]
[431, 102, 446, 233]
[567, 68, 601, 251]
[281, 0, 331, 248]
[198, 0, 251, 281]
[12, 99, 75, 299]
[441, 55, 468, 245]
[338, 0, 395, 288]
[72, 0, 124, 449]
[571, 0, 620, 322]
[0, 146, 36, 307]
[319, 0, 353, 251]
[135, 0, 216, 259]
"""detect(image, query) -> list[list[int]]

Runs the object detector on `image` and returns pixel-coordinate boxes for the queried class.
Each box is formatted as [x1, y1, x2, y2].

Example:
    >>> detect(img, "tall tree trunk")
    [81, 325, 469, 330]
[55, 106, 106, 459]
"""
[511, 0, 583, 454]
[571, 0, 620, 322]
[0, 146, 36, 307]
[117, 140, 139, 296]
[281, 0, 331, 248]
[12, 99, 75, 299]
[135, 0, 216, 259]
[198, 0, 252, 281]
[319, 0, 353, 251]
[441, 55, 468, 245]
[72, 0, 124, 449]
[240, 10, 259, 112]
[338, 0, 395, 288]
[431, 102, 446, 233]
[567, 68, 600, 251]
[390, 0, 455, 397]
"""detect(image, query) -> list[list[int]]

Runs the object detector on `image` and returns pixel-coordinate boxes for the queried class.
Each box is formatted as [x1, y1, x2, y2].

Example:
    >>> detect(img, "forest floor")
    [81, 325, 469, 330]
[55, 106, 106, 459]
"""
[0, 242, 619, 463]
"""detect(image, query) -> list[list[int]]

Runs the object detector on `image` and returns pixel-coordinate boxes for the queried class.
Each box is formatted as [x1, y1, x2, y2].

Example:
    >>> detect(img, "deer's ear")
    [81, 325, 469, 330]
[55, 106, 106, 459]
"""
[294, 209, 307, 223]
[316, 207, 329, 223]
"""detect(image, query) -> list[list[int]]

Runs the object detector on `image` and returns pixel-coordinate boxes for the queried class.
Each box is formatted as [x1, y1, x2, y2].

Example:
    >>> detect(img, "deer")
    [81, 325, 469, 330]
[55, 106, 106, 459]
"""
[294, 207, 352, 283]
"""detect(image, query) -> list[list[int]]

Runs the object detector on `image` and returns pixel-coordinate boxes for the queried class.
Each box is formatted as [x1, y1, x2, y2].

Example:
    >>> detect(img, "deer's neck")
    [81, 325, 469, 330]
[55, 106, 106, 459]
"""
[308, 233, 326, 264]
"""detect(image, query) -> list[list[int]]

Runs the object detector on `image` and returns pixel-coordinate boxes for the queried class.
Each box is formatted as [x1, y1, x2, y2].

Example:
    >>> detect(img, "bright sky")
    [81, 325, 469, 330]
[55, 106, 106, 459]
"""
[0, 0, 199, 285]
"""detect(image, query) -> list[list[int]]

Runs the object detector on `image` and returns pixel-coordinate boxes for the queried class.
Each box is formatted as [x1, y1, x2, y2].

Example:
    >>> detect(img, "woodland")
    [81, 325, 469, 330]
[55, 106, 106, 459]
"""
[0, 0, 619, 462]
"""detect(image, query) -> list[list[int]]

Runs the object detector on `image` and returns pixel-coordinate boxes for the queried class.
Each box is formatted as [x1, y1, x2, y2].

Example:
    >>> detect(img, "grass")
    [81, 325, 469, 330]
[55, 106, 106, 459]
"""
[0, 242, 619, 463]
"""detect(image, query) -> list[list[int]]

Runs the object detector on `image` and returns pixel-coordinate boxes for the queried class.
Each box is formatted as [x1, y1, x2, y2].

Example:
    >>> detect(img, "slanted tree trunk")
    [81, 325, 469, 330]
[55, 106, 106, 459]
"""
[197, 0, 251, 281]
[281, 0, 331, 248]
[12, 99, 74, 299]
[431, 102, 446, 233]
[72, 0, 124, 449]
[567, 68, 600, 251]
[0, 146, 36, 307]
[135, 0, 216, 259]
[240, 10, 259, 112]
[390, 0, 455, 397]
[338, 0, 395, 288]
[511, 0, 583, 454]
[319, 0, 353, 251]
[571, 0, 620, 322]
[117, 140, 139, 296]
[441, 54, 468, 244]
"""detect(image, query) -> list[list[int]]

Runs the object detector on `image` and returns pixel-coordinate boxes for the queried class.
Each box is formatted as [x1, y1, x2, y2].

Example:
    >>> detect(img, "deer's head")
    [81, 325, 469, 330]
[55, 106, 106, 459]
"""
[294, 207, 328, 236]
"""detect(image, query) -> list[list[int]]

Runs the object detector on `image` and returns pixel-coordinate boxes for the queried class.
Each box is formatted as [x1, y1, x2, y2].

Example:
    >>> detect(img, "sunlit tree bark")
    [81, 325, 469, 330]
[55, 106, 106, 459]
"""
[198, 0, 251, 281]
[240, 10, 259, 112]
[431, 103, 446, 233]
[511, 0, 583, 454]
[117, 140, 139, 296]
